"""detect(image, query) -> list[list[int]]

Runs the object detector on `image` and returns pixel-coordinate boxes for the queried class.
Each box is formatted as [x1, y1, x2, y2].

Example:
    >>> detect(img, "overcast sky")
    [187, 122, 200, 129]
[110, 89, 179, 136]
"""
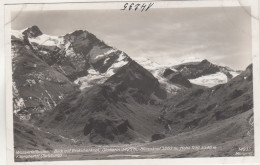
[11, 7, 252, 70]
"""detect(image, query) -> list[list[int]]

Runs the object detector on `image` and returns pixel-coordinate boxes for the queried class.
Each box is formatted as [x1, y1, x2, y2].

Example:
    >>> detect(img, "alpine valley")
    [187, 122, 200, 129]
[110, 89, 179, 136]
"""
[11, 26, 254, 161]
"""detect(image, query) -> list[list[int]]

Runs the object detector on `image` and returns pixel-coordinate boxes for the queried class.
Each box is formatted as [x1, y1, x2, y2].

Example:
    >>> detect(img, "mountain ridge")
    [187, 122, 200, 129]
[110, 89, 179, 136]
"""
[11, 26, 254, 156]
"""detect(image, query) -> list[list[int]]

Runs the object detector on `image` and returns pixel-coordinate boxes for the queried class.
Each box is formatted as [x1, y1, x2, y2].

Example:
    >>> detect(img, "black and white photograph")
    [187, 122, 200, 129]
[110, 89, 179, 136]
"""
[4, 1, 260, 164]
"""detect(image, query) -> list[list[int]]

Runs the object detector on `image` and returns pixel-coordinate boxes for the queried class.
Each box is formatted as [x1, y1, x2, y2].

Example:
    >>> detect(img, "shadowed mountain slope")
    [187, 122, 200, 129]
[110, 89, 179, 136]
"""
[161, 64, 253, 134]
[39, 60, 168, 144]
[11, 33, 77, 120]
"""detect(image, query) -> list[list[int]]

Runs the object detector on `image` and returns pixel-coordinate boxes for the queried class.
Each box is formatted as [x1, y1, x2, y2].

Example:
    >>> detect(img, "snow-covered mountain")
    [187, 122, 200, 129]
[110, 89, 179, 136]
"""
[11, 25, 243, 120]
[135, 57, 241, 88]
[12, 26, 131, 91]
[11, 26, 133, 119]
[12, 26, 241, 92]
[134, 57, 180, 94]
[171, 59, 241, 87]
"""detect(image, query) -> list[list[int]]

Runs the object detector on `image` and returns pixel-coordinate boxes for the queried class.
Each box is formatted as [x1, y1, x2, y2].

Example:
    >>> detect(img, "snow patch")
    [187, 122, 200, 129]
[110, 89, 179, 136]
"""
[106, 52, 128, 76]
[104, 48, 117, 55]
[64, 41, 77, 57]
[74, 68, 108, 90]
[39, 50, 48, 54]
[29, 34, 64, 47]
[75, 52, 129, 90]
[25, 79, 36, 86]
[11, 30, 24, 40]
[94, 54, 106, 60]
[44, 90, 57, 107]
[189, 72, 228, 87]
[230, 71, 240, 78]
[94, 48, 117, 61]
[13, 81, 26, 114]
[104, 58, 110, 65]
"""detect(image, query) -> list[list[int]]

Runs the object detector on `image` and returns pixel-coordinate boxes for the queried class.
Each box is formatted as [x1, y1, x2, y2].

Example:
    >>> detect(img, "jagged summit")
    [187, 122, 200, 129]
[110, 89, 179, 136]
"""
[22, 25, 43, 38]
[14, 26, 94, 41]
[107, 60, 167, 100]
[68, 29, 89, 36]
[200, 59, 210, 64]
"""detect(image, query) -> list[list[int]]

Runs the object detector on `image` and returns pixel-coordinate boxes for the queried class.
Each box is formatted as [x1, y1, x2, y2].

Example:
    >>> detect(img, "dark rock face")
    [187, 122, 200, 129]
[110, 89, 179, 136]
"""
[107, 60, 167, 100]
[163, 68, 176, 77]
[83, 117, 133, 144]
[163, 69, 192, 88]
[167, 72, 192, 88]
[151, 133, 166, 141]
[22, 25, 43, 38]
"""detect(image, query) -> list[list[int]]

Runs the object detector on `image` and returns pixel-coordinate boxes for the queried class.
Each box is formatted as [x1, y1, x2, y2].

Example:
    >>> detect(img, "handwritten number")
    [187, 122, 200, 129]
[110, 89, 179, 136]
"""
[129, 3, 134, 10]
[135, 4, 140, 11]
[141, 3, 146, 12]
[121, 3, 128, 10]
[121, 2, 154, 11]
[146, 3, 154, 11]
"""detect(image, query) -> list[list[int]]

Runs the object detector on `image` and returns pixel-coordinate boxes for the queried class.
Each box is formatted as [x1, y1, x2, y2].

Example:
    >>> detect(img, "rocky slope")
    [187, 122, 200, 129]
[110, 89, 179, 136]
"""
[39, 60, 168, 144]
[12, 32, 77, 120]
[37, 62, 252, 145]
[162, 68, 192, 88]
[161, 64, 253, 134]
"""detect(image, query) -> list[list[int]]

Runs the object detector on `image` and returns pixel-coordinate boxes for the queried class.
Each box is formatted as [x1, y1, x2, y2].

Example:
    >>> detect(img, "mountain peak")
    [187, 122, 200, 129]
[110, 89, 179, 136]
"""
[69, 30, 88, 36]
[200, 59, 210, 64]
[106, 60, 167, 100]
[246, 63, 252, 70]
[22, 25, 42, 38]
[111, 60, 155, 80]
[63, 29, 103, 48]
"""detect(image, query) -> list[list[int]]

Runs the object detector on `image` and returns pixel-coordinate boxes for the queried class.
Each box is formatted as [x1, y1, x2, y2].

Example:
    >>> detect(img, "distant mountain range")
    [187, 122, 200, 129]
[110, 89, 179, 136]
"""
[11, 26, 253, 158]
